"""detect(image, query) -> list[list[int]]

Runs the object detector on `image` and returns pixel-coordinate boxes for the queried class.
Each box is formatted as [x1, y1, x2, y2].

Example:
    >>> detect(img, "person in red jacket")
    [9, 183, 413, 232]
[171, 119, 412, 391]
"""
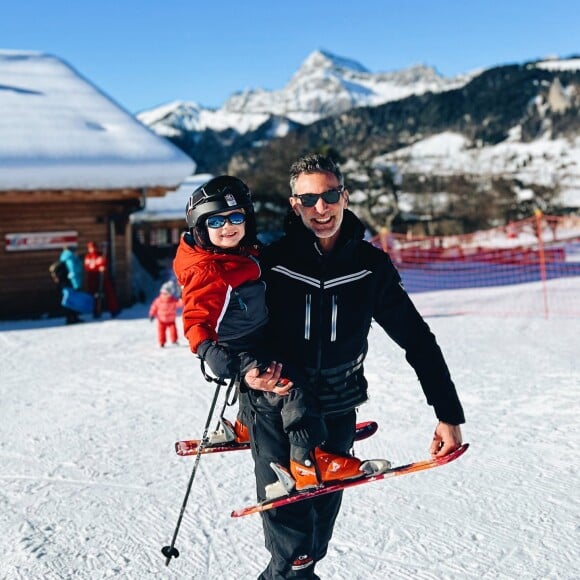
[149, 281, 182, 347]
[173, 176, 378, 498]
[84, 241, 120, 318]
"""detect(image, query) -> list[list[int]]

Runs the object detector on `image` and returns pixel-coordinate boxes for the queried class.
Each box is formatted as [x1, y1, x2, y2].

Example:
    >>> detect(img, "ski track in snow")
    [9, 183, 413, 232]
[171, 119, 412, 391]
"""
[0, 284, 579, 579]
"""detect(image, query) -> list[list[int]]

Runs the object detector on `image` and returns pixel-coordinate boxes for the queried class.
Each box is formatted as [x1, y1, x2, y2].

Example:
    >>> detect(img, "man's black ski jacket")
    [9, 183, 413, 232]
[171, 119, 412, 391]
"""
[260, 209, 465, 424]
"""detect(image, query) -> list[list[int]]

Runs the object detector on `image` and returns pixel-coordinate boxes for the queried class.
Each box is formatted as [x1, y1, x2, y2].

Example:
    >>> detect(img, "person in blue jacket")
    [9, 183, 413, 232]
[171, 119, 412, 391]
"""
[49, 259, 82, 325]
[59, 247, 83, 290]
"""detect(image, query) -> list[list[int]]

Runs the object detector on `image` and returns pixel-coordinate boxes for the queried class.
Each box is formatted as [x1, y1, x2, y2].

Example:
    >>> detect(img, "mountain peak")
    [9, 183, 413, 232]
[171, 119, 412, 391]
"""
[299, 49, 369, 74]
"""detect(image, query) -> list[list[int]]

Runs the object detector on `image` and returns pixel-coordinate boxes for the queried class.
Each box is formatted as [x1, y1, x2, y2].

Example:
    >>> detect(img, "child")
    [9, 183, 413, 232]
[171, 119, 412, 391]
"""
[149, 281, 182, 347]
[173, 175, 367, 497]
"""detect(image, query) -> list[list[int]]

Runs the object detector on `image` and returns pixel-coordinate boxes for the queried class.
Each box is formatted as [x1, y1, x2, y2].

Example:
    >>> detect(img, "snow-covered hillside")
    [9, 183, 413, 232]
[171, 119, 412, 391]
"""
[374, 131, 580, 209]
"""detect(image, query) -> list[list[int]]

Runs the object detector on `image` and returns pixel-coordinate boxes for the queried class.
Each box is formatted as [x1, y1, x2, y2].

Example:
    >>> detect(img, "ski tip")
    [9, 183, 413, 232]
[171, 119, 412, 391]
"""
[442, 442, 469, 462]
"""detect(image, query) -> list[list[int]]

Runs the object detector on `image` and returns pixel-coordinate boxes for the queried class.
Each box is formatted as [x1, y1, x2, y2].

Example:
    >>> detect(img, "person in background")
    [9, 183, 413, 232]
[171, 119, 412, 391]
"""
[243, 153, 466, 579]
[49, 260, 82, 325]
[149, 281, 183, 347]
[84, 241, 120, 318]
[59, 246, 83, 290]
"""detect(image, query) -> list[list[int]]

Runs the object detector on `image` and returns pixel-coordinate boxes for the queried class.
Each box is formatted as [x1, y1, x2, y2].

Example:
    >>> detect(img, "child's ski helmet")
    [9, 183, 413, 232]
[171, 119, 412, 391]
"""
[185, 175, 257, 249]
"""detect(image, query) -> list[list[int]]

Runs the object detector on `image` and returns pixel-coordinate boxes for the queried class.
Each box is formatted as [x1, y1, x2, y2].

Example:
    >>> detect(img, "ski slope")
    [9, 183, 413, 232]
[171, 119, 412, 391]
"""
[0, 280, 578, 579]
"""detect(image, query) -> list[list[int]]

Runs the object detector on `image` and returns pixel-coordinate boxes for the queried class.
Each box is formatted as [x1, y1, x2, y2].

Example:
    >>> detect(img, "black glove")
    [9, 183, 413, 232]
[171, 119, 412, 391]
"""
[150, 317, 154, 322]
[237, 351, 265, 375]
[197, 340, 240, 379]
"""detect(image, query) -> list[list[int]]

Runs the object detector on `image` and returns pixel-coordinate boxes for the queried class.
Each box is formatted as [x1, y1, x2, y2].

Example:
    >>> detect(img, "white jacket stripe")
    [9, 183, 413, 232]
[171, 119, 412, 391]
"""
[271, 266, 320, 288]
[215, 285, 232, 332]
[325, 270, 372, 288]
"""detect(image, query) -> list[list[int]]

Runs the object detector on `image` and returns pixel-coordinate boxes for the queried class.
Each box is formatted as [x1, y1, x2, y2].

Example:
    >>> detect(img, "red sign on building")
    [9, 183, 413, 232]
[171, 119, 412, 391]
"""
[5, 231, 78, 252]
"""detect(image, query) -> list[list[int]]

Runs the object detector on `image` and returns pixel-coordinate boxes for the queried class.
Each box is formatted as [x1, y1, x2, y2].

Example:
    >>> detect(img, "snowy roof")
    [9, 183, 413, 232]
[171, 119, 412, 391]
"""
[0, 50, 195, 192]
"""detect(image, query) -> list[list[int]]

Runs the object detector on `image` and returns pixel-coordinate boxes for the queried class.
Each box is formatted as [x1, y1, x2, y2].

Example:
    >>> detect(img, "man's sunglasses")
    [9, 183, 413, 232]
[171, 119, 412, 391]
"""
[292, 186, 344, 208]
[206, 212, 246, 229]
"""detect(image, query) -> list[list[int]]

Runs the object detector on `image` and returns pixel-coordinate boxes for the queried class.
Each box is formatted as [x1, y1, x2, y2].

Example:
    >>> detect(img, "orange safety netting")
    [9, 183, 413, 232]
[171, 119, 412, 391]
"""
[370, 213, 580, 318]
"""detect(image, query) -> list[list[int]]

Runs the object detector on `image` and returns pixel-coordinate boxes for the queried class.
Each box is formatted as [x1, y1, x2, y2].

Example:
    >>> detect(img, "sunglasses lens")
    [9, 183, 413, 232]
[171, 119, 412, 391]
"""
[300, 194, 318, 207]
[322, 189, 341, 204]
[297, 189, 342, 207]
[206, 215, 226, 228]
[227, 212, 246, 225]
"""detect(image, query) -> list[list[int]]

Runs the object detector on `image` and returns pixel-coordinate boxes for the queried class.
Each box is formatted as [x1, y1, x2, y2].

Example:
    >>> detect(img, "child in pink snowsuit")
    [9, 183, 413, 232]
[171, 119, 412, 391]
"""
[149, 282, 182, 347]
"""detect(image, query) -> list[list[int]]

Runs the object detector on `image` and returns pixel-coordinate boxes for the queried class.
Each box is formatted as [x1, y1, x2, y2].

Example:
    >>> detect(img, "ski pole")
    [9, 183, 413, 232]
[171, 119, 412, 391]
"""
[161, 381, 225, 566]
[212, 378, 237, 432]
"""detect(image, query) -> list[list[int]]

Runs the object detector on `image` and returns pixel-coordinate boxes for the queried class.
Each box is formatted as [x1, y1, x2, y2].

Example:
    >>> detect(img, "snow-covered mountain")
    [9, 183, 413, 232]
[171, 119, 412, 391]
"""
[137, 49, 475, 136]
[137, 51, 580, 228]
[222, 50, 473, 125]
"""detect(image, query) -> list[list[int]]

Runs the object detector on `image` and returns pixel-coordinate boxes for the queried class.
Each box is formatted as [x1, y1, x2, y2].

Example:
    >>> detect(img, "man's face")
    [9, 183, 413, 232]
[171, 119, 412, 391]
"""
[289, 171, 348, 250]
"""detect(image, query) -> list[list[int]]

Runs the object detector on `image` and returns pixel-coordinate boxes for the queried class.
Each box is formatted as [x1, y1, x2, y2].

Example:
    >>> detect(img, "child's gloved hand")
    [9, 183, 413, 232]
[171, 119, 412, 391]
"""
[197, 340, 239, 378]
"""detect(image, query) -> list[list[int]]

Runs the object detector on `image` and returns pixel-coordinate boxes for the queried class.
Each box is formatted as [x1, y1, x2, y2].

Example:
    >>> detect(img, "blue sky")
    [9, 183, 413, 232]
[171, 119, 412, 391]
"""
[3, 0, 578, 114]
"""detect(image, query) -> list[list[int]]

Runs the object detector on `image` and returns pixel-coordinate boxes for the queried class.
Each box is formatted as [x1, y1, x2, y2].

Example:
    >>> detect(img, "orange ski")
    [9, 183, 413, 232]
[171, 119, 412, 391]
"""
[231, 443, 469, 518]
[175, 420, 379, 456]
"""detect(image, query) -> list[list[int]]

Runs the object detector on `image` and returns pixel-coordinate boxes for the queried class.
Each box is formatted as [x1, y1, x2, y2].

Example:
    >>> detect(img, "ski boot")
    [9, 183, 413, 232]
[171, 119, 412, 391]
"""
[264, 448, 391, 500]
[207, 418, 250, 446]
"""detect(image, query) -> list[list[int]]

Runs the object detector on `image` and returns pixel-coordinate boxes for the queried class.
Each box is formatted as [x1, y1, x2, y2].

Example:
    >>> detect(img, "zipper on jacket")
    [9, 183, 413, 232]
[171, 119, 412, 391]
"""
[315, 271, 325, 374]
[304, 293, 311, 340]
[330, 294, 337, 342]
[234, 290, 248, 313]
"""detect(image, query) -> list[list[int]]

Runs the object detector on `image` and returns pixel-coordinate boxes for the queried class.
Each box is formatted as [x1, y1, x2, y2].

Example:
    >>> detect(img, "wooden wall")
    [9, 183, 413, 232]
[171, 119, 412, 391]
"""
[0, 192, 142, 319]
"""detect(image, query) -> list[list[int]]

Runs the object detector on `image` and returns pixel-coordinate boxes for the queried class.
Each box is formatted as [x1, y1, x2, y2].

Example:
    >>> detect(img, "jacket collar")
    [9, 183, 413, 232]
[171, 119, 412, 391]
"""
[283, 209, 365, 254]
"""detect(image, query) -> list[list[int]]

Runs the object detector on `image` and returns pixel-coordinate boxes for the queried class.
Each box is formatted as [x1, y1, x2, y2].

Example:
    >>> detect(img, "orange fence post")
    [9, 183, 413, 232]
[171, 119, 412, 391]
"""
[534, 209, 549, 319]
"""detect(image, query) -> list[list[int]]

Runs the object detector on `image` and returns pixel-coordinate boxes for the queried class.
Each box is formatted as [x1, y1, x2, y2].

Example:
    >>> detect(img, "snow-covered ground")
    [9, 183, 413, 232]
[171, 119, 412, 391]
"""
[0, 280, 578, 579]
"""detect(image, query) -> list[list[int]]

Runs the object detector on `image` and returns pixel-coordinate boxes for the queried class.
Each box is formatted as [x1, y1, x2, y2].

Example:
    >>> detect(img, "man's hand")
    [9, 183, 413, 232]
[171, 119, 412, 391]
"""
[430, 421, 463, 458]
[244, 362, 293, 396]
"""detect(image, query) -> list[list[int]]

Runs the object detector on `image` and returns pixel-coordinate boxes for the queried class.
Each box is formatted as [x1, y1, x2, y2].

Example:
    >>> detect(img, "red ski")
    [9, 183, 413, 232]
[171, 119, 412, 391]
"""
[175, 420, 378, 457]
[231, 443, 469, 518]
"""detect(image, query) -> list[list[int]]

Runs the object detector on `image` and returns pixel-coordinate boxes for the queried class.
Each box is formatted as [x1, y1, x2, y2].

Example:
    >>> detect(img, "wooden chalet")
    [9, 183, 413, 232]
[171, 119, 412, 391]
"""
[0, 50, 194, 320]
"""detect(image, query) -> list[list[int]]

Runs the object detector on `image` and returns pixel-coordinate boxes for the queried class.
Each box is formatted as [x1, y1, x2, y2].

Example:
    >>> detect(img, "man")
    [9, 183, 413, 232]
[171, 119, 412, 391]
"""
[242, 153, 465, 579]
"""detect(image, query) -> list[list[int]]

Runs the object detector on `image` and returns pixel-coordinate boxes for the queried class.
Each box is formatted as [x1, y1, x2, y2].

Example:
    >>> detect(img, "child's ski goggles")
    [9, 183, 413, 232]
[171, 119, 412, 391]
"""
[206, 212, 246, 229]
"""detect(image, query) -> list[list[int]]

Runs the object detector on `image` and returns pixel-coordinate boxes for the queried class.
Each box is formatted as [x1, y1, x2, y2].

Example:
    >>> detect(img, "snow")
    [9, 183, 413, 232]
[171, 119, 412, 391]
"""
[1, 279, 578, 579]
[137, 100, 273, 137]
[535, 58, 580, 72]
[378, 131, 580, 208]
[0, 51, 194, 190]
